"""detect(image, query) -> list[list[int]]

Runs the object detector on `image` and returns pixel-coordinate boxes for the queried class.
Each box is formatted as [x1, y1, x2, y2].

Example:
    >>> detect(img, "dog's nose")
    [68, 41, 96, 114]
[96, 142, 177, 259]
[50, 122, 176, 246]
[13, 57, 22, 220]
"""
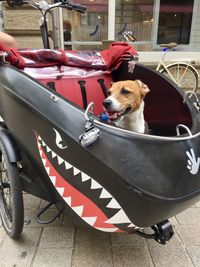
[103, 99, 112, 109]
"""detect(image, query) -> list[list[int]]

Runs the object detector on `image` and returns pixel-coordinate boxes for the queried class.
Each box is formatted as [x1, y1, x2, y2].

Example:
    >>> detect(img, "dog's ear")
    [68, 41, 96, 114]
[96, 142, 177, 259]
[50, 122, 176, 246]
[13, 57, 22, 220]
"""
[136, 80, 150, 97]
[110, 82, 115, 87]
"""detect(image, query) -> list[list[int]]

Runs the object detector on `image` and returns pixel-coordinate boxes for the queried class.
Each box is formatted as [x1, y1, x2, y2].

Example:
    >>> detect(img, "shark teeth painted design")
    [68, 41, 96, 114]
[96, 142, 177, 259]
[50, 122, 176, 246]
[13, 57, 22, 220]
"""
[37, 134, 140, 232]
[72, 205, 84, 217]
[99, 188, 112, 199]
[73, 167, 80, 176]
[105, 209, 131, 224]
[90, 179, 102, 190]
[106, 198, 121, 209]
[81, 172, 91, 182]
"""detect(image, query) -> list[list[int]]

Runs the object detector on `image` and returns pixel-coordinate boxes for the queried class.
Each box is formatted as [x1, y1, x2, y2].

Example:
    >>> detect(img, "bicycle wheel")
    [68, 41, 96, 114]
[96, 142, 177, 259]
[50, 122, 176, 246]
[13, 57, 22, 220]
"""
[0, 140, 24, 239]
[160, 63, 198, 93]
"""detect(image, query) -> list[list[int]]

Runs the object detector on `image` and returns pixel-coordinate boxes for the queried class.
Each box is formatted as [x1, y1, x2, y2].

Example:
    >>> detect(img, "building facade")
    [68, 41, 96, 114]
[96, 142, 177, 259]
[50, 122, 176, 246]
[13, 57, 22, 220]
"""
[2, 0, 200, 62]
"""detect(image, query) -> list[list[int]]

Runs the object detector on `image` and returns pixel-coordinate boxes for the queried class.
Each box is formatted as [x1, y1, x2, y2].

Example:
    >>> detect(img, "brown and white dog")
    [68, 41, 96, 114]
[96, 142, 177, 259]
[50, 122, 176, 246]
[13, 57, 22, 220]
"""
[103, 80, 150, 133]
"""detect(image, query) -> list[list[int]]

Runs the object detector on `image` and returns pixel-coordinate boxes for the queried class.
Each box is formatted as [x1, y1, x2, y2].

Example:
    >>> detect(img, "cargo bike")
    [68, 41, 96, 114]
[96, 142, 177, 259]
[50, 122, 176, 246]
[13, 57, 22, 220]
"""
[0, 0, 200, 245]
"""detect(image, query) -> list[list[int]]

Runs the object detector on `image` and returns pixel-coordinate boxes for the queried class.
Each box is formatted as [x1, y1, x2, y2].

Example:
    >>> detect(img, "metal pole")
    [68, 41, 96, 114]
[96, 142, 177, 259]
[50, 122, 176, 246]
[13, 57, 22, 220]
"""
[58, 8, 64, 49]
[108, 0, 115, 40]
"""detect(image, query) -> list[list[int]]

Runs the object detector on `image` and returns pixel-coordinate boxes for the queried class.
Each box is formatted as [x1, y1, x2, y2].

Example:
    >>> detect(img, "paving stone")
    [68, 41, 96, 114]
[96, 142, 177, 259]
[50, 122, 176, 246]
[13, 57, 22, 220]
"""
[111, 232, 146, 248]
[176, 208, 200, 225]
[0, 227, 6, 247]
[39, 225, 74, 248]
[176, 225, 200, 246]
[0, 227, 42, 267]
[195, 201, 200, 208]
[112, 244, 153, 267]
[187, 246, 200, 267]
[24, 208, 63, 228]
[72, 227, 113, 267]
[32, 248, 73, 267]
[169, 217, 179, 227]
[23, 194, 41, 209]
[147, 233, 194, 267]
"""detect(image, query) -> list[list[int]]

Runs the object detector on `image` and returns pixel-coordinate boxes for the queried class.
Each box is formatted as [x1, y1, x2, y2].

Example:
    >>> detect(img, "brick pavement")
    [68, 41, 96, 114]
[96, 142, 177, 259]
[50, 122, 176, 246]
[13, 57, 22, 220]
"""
[0, 194, 200, 267]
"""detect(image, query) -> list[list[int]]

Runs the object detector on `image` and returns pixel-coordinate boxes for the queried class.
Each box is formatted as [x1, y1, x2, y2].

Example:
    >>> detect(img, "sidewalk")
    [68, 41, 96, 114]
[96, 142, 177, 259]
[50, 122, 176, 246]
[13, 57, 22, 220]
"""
[0, 194, 200, 267]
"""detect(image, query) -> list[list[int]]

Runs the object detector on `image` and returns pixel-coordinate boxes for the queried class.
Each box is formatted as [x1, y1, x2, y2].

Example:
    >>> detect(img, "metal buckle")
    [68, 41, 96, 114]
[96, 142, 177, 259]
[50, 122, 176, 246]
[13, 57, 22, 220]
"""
[79, 102, 100, 147]
[184, 91, 200, 112]
[0, 52, 8, 63]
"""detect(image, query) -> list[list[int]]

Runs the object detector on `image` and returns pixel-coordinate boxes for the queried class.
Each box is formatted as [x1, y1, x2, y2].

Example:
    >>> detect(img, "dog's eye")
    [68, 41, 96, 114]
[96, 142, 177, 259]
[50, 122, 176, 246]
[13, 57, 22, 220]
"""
[121, 88, 130, 95]
[107, 90, 111, 96]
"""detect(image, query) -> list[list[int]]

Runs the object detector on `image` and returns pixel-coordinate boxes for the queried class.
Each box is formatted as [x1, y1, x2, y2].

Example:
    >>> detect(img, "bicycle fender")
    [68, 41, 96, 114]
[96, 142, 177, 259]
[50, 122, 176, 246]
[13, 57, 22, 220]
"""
[0, 127, 21, 163]
[165, 62, 199, 77]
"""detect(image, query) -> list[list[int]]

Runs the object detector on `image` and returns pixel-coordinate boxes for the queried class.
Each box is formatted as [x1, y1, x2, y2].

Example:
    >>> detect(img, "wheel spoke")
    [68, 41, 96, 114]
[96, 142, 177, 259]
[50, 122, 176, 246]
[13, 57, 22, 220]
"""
[161, 64, 197, 92]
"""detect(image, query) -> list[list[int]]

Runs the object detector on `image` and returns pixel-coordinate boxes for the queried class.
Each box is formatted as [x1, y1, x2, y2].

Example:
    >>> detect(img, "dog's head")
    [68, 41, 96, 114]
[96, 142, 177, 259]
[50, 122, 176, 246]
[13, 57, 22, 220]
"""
[103, 80, 150, 120]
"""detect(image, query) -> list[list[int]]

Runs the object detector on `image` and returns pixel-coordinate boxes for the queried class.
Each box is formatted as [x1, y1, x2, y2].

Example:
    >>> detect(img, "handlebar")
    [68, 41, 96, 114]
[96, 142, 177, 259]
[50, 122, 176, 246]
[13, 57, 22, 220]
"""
[68, 2, 86, 13]
[5, 0, 87, 13]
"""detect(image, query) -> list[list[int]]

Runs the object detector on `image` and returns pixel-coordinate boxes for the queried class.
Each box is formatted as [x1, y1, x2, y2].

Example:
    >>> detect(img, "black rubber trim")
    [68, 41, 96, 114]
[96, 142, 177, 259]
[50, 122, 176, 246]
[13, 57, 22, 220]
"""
[78, 80, 88, 109]
[97, 79, 108, 98]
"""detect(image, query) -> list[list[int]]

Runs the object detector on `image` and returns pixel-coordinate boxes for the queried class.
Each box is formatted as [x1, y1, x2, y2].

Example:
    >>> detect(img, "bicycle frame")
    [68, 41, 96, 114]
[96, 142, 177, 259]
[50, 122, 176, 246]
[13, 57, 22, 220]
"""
[156, 49, 179, 84]
[40, 16, 50, 49]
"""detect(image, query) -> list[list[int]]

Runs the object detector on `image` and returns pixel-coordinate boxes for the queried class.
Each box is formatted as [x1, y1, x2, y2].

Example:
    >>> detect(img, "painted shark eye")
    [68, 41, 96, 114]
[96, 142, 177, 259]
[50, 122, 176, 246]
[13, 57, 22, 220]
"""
[53, 128, 67, 149]
[121, 88, 130, 95]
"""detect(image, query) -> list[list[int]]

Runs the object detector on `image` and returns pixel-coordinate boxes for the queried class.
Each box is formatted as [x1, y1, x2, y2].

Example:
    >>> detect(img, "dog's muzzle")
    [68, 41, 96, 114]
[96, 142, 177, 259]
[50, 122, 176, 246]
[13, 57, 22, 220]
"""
[103, 99, 112, 109]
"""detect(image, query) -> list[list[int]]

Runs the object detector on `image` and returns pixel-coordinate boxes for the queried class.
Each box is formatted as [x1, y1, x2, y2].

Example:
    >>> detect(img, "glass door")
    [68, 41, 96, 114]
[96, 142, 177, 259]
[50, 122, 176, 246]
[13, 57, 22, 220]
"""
[115, 0, 154, 51]
[157, 0, 194, 44]
[63, 0, 108, 50]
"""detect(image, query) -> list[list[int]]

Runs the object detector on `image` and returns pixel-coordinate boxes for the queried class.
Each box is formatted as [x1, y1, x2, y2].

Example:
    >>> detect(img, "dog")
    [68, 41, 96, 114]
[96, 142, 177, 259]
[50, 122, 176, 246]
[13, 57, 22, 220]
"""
[103, 80, 150, 133]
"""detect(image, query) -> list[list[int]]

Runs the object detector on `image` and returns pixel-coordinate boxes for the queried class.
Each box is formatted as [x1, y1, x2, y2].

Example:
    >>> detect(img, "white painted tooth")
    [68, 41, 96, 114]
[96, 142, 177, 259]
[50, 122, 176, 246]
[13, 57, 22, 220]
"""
[41, 140, 46, 146]
[72, 205, 84, 216]
[106, 198, 121, 209]
[95, 227, 118, 232]
[49, 176, 56, 185]
[81, 172, 91, 182]
[38, 142, 41, 149]
[65, 161, 72, 170]
[38, 136, 42, 141]
[82, 216, 97, 226]
[99, 188, 112, 199]
[127, 223, 139, 229]
[57, 187, 64, 196]
[63, 196, 71, 206]
[42, 158, 47, 166]
[51, 151, 56, 158]
[57, 155, 64, 165]
[39, 150, 43, 156]
[90, 179, 102, 190]
[45, 167, 50, 175]
[73, 167, 80, 176]
[105, 209, 131, 224]
[46, 146, 51, 153]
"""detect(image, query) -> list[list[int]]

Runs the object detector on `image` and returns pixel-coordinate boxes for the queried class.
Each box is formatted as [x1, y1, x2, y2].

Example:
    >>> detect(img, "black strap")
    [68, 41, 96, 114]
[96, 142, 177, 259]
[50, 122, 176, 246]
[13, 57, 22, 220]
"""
[78, 80, 88, 109]
[97, 79, 108, 98]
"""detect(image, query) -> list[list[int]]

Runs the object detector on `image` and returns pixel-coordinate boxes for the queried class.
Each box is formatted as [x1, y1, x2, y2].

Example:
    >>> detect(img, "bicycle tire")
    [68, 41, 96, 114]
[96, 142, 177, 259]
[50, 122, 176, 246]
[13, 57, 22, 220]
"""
[0, 140, 24, 239]
[160, 63, 199, 93]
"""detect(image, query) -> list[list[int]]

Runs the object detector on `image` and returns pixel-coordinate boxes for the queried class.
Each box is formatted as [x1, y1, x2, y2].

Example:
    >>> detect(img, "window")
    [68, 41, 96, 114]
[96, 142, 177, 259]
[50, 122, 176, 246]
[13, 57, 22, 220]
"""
[63, 0, 108, 50]
[157, 0, 194, 44]
[115, 0, 154, 51]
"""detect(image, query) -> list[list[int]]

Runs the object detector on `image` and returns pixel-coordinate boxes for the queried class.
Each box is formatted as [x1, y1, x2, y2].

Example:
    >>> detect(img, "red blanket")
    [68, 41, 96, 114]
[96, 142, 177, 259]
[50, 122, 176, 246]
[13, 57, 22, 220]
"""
[0, 43, 25, 69]
[0, 42, 138, 70]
